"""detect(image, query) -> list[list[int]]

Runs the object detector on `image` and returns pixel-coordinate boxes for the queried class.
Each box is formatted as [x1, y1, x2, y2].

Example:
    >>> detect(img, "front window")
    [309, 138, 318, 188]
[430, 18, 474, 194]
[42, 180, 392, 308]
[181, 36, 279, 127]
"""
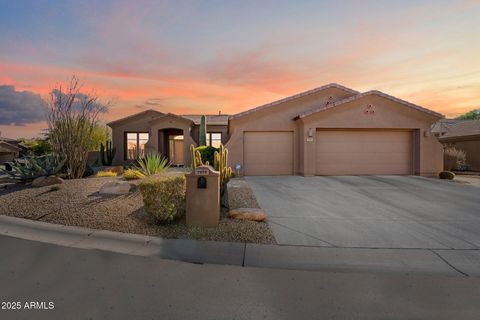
[126, 132, 149, 159]
[207, 133, 222, 148]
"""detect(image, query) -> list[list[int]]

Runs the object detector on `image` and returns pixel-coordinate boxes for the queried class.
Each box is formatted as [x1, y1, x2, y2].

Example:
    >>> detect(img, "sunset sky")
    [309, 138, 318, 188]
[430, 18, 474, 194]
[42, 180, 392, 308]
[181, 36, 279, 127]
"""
[0, 0, 479, 138]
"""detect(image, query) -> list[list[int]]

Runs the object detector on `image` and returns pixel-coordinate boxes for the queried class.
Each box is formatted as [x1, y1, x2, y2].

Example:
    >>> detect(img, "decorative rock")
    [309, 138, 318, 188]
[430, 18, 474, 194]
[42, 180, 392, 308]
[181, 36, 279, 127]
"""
[99, 181, 132, 195]
[104, 166, 124, 175]
[228, 208, 267, 222]
[32, 176, 64, 187]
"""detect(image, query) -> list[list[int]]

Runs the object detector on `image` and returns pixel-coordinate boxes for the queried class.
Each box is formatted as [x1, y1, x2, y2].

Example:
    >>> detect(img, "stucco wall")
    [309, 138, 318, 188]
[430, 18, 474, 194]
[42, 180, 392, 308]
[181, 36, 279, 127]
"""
[110, 115, 154, 165]
[299, 94, 443, 176]
[146, 116, 196, 166]
[226, 87, 356, 175]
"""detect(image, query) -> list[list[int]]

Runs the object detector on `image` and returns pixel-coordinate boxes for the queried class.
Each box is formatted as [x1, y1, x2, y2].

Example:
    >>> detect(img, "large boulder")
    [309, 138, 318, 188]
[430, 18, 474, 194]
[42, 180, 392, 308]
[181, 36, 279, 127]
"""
[32, 176, 64, 187]
[228, 208, 267, 222]
[99, 181, 132, 195]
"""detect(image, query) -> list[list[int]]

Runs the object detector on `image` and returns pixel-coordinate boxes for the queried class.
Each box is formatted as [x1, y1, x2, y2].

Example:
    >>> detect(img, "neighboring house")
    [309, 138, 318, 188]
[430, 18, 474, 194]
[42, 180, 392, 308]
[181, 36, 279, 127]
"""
[431, 119, 463, 137]
[0, 137, 21, 164]
[108, 83, 444, 176]
[438, 120, 480, 171]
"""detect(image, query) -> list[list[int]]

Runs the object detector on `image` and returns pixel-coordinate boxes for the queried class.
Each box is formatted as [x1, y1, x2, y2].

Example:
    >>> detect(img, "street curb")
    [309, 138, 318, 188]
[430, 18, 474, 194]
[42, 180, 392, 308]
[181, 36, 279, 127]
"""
[0, 215, 478, 276]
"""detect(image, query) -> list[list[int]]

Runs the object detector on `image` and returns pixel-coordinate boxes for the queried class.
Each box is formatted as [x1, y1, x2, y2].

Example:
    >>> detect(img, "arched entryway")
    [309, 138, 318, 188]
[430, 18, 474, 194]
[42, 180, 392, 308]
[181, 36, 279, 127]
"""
[159, 128, 184, 166]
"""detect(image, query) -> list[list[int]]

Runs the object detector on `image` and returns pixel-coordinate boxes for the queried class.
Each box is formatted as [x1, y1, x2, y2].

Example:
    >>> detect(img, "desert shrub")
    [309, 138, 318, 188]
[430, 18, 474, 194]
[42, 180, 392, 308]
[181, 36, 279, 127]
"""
[439, 171, 455, 180]
[19, 138, 52, 156]
[0, 154, 66, 181]
[96, 170, 117, 177]
[139, 175, 186, 225]
[134, 153, 170, 176]
[444, 147, 466, 171]
[49, 185, 61, 192]
[195, 146, 218, 165]
[123, 169, 145, 180]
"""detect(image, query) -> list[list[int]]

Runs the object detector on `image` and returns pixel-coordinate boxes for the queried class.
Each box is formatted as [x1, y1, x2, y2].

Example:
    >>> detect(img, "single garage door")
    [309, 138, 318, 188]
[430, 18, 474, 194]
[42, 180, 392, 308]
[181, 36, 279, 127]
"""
[244, 131, 293, 175]
[316, 130, 412, 175]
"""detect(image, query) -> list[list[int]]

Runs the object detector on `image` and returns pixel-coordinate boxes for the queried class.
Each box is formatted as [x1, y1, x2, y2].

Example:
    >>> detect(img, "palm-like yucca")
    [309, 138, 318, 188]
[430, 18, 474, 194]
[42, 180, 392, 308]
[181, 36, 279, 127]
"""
[134, 153, 170, 176]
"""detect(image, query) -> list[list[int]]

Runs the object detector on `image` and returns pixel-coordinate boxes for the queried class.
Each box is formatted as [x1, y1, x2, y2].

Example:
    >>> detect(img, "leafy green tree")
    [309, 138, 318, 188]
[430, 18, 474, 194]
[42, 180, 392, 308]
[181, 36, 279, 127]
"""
[455, 109, 480, 120]
[19, 138, 52, 156]
[89, 123, 111, 151]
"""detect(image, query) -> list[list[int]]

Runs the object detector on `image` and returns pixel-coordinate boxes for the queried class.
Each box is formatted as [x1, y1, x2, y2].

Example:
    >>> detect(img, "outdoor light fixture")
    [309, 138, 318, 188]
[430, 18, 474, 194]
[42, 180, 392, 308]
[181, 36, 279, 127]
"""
[308, 128, 314, 137]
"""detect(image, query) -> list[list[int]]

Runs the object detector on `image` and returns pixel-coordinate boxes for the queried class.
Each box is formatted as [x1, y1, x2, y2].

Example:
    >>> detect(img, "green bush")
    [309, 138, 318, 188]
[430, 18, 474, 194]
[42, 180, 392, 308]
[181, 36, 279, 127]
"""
[196, 146, 218, 165]
[439, 171, 455, 180]
[139, 175, 186, 225]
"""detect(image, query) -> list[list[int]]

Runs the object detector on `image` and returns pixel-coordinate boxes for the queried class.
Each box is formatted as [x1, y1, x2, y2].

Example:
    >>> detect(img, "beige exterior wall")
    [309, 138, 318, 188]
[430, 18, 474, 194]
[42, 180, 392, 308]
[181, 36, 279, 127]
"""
[146, 116, 196, 167]
[109, 112, 197, 166]
[299, 94, 443, 176]
[226, 87, 356, 175]
[110, 113, 156, 165]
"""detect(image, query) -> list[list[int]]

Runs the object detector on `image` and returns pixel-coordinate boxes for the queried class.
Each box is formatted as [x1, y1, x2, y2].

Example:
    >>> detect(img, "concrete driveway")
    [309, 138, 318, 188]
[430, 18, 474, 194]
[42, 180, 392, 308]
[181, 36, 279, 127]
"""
[246, 176, 480, 249]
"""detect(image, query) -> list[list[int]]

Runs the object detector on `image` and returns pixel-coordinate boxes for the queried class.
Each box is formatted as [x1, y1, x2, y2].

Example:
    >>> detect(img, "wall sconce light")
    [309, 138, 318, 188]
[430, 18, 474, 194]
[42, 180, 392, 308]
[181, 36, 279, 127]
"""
[308, 128, 314, 138]
[424, 130, 430, 137]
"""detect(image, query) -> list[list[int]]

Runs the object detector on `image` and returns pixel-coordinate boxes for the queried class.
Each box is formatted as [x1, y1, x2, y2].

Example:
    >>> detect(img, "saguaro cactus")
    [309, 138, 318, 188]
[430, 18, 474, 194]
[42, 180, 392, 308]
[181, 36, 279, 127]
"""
[214, 144, 233, 196]
[100, 140, 116, 166]
[190, 144, 204, 168]
[198, 115, 207, 146]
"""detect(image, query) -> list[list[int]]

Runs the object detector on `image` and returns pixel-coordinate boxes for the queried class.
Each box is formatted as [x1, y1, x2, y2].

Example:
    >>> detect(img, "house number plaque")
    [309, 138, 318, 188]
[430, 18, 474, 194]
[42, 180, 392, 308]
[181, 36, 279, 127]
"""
[195, 168, 209, 176]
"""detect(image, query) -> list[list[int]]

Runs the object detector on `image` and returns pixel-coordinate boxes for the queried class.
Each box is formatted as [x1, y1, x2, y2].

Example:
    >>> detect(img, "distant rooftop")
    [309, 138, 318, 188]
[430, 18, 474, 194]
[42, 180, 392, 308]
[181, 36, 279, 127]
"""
[431, 119, 463, 136]
[439, 120, 480, 139]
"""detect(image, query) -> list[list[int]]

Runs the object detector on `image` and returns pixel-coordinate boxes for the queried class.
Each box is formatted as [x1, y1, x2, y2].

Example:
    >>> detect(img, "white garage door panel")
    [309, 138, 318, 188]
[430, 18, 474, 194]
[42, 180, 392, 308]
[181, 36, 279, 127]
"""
[244, 132, 293, 175]
[316, 130, 412, 175]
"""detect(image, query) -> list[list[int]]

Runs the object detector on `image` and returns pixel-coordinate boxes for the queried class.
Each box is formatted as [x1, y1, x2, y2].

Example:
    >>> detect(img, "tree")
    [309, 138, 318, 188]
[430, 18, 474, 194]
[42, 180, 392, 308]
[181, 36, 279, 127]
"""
[47, 76, 109, 179]
[198, 115, 207, 146]
[89, 123, 111, 151]
[455, 109, 480, 120]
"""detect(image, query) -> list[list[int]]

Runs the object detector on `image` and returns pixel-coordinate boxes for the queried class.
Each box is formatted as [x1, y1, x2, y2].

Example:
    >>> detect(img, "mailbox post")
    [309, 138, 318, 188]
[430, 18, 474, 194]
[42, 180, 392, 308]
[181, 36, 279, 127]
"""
[186, 165, 220, 227]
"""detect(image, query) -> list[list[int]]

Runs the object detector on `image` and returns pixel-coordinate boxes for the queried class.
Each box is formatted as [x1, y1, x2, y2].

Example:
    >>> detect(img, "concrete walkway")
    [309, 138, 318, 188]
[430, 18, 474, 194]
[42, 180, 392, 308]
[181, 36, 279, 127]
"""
[2, 235, 480, 320]
[246, 175, 480, 249]
[1, 215, 480, 277]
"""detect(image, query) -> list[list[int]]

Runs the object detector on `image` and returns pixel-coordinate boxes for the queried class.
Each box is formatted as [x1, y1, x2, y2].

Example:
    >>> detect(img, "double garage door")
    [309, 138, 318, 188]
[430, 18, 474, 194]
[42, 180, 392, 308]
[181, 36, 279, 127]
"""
[315, 130, 412, 175]
[243, 130, 412, 176]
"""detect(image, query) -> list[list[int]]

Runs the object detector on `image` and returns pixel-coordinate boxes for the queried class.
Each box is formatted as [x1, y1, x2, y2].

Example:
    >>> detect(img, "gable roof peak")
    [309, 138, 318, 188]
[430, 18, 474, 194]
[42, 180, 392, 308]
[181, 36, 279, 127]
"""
[230, 83, 359, 120]
[107, 109, 164, 127]
[297, 89, 444, 119]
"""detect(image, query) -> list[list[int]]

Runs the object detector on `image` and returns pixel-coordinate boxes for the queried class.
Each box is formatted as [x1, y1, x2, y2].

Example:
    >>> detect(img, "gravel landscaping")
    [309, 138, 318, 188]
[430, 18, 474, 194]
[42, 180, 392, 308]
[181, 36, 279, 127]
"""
[0, 176, 275, 244]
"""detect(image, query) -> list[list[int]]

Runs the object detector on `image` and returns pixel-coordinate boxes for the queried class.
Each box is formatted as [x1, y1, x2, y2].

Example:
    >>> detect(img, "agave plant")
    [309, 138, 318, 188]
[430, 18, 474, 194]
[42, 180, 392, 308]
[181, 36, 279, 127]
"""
[0, 154, 66, 181]
[134, 153, 170, 176]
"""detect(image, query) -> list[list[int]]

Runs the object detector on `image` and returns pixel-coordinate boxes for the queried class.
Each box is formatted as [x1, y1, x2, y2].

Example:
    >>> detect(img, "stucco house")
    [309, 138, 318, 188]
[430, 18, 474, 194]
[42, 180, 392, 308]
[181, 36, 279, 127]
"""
[437, 120, 480, 171]
[108, 83, 444, 176]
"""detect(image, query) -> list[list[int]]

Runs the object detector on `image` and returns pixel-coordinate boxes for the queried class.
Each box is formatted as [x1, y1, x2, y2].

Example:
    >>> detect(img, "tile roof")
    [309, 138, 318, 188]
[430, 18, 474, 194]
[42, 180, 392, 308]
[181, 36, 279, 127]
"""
[297, 90, 444, 119]
[431, 119, 463, 135]
[181, 114, 230, 125]
[0, 141, 21, 152]
[230, 83, 359, 120]
[439, 120, 480, 139]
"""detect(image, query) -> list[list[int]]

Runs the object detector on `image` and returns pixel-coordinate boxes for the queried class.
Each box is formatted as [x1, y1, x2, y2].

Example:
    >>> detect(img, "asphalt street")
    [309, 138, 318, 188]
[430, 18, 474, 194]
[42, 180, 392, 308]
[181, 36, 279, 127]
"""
[1, 235, 479, 320]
